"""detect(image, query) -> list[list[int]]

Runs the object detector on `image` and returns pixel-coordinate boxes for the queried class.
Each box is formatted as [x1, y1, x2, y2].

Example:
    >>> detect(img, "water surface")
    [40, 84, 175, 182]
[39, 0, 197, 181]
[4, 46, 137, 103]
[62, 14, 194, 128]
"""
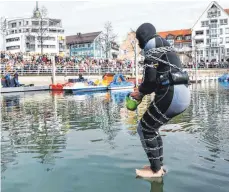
[1, 81, 229, 192]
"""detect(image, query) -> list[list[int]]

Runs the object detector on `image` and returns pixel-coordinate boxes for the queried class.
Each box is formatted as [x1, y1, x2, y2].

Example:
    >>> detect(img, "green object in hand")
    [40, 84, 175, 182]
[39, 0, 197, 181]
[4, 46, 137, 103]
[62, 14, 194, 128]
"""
[126, 94, 141, 111]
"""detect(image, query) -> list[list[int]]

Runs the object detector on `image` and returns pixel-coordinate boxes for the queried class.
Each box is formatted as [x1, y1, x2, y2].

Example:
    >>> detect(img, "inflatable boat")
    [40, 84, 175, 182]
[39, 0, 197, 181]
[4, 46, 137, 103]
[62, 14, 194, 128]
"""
[107, 74, 135, 90]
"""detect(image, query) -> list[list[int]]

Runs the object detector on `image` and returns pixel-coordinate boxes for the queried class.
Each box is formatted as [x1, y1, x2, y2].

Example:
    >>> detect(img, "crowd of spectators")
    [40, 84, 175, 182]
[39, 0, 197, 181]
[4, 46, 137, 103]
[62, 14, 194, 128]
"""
[0, 51, 135, 74]
[1, 51, 228, 76]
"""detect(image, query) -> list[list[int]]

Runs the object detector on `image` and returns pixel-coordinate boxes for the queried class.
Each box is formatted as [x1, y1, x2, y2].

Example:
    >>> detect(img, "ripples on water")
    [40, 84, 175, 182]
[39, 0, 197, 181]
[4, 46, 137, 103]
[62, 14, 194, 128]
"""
[1, 81, 229, 192]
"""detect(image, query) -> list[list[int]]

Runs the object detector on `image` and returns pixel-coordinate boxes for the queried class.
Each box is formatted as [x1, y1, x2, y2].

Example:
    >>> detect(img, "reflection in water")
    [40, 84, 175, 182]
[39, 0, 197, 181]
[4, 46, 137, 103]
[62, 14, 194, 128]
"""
[137, 177, 163, 192]
[1, 82, 229, 192]
[150, 179, 163, 192]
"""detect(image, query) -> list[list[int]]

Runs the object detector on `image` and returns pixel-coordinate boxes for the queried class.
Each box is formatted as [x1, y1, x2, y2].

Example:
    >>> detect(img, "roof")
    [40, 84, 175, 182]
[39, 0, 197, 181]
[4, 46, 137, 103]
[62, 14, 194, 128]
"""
[158, 29, 191, 38]
[66, 31, 102, 45]
[224, 9, 229, 15]
[192, 1, 229, 29]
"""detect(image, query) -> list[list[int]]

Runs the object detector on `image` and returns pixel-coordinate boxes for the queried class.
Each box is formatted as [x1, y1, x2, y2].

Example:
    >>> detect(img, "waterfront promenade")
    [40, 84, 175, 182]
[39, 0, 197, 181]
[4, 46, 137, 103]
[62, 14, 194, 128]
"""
[12, 68, 229, 86]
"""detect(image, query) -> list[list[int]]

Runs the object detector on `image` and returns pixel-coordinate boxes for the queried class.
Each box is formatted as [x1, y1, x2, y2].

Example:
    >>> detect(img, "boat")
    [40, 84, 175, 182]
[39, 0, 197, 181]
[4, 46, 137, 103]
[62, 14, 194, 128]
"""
[218, 74, 229, 82]
[63, 82, 107, 94]
[54, 73, 135, 94]
[107, 74, 135, 90]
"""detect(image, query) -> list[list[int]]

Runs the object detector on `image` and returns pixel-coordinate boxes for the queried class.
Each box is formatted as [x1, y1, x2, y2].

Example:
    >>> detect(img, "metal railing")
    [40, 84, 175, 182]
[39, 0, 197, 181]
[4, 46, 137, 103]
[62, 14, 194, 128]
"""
[1, 64, 228, 76]
[0, 66, 144, 76]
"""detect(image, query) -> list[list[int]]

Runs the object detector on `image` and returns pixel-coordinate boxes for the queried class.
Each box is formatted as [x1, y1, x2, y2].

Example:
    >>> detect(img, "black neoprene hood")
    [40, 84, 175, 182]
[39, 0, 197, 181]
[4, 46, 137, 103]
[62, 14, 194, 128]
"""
[136, 23, 157, 49]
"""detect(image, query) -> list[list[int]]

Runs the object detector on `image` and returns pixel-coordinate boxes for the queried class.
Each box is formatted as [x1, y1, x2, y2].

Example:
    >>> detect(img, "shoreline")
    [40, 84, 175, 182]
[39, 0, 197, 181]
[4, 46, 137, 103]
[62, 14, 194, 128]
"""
[14, 69, 229, 86]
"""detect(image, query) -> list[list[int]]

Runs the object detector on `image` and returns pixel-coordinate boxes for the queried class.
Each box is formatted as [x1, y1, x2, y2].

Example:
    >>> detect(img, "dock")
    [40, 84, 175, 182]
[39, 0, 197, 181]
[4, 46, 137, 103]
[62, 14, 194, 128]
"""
[0, 86, 50, 93]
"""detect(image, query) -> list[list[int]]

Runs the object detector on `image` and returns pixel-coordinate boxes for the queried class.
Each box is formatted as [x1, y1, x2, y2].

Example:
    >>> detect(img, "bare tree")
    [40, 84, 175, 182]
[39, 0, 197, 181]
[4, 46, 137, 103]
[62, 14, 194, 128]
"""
[0, 17, 7, 51]
[32, 6, 49, 55]
[98, 21, 117, 59]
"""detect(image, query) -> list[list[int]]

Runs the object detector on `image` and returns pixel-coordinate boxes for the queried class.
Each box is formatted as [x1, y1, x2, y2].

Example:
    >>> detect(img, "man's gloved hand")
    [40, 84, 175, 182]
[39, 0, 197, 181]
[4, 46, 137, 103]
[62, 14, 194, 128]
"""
[130, 90, 144, 101]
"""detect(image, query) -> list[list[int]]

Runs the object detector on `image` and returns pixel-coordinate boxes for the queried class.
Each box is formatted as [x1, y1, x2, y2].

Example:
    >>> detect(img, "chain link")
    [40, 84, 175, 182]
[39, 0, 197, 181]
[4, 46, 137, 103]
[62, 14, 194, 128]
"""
[145, 146, 163, 151]
[149, 155, 163, 160]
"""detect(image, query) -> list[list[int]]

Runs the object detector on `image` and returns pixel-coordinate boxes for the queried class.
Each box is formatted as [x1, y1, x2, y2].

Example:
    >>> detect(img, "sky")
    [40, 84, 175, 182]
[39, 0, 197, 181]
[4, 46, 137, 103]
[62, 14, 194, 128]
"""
[0, 0, 229, 48]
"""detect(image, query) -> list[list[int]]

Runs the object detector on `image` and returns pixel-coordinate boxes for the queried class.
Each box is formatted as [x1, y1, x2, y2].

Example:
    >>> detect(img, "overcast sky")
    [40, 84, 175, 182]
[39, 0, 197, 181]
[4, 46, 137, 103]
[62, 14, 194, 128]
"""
[1, 0, 229, 48]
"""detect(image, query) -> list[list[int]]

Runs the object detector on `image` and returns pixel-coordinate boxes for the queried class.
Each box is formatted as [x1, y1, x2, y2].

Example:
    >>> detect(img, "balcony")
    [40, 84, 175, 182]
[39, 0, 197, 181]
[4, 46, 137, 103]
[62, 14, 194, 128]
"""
[207, 10, 221, 18]
[210, 42, 219, 47]
[209, 24, 220, 29]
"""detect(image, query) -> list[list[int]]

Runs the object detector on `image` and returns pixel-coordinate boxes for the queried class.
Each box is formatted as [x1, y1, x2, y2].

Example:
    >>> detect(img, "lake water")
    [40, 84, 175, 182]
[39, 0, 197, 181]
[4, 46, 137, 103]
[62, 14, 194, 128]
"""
[1, 82, 229, 192]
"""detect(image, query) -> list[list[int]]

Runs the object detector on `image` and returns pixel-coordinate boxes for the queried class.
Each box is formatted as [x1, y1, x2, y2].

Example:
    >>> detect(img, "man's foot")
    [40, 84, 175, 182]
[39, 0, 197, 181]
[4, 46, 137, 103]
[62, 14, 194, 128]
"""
[136, 168, 164, 178]
[143, 165, 166, 174]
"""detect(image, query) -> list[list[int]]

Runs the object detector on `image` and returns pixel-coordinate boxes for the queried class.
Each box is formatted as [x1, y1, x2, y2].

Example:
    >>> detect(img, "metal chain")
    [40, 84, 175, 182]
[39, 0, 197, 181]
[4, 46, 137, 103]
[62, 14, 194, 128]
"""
[144, 46, 183, 72]
[145, 146, 163, 151]
[151, 102, 170, 121]
[149, 155, 163, 160]
[147, 109, 164, 125]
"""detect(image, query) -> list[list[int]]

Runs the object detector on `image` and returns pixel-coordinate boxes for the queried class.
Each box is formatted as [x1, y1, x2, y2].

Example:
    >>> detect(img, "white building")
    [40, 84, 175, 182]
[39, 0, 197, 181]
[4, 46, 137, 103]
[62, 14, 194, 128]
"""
[3, 2, 65, 55]
[192, 1, 229, 63]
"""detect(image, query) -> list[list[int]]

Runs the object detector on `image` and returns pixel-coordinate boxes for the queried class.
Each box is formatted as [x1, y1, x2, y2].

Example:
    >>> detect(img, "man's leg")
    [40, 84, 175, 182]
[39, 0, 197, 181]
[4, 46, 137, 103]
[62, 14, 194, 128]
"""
[157, 134, 163, 167]
[136, 99, 171, 177]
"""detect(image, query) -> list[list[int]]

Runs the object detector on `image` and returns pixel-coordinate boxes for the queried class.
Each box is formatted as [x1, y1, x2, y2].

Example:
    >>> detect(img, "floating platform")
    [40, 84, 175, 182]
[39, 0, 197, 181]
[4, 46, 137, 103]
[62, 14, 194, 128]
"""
[0, 86, 50, 93]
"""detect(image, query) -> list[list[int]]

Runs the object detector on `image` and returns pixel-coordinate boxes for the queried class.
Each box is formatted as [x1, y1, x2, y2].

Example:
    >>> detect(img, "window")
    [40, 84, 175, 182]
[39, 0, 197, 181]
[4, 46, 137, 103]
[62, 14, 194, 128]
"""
[227, 48, 229, 55]
[206, 29, 209, 35]
[195, 30, 204, 35]
[26, 36, 35, 41]
[6, 45, 20, 50]
[220, 38, 223, 44]
[19, 22, 21, 26]
[32, 21, 39, 26]
[206, 49, 209, 56]
[11, 23, 16, 28]
[201, 21, 204, 27]
[37, 36, 55, 41]
[26, 21, 29, 25]
[31, 29, 39, 33]
[206, 39, 210, 44]
[41, 21, 48, 25]
[220, 28, 223, 35]
[38, 45, 56, 48]
[88, 44, 91, 47]
[6, 37, 20, 42]
[216, 49, 218, 54]
[184, 35, 191, 40]
[201, 21, 209, 27]
[176, 36, 183, 40]
[226, 28, 229, 34]
[211, 50, 214, 56]
[211, 29, 218, 37]
[166, 35, 174, 40]
[220, 19, 228, 25]
[226, 37, 229, 43]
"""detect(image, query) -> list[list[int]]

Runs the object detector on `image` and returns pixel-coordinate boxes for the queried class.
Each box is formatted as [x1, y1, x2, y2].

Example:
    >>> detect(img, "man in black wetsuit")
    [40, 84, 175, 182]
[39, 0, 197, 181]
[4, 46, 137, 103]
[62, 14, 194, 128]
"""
[130, 23, 191, 178]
